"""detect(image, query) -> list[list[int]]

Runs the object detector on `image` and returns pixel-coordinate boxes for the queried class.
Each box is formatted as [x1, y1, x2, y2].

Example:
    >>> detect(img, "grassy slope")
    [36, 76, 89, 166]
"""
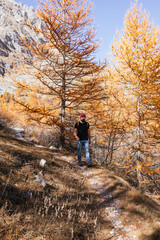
[0, 130, 159, 240]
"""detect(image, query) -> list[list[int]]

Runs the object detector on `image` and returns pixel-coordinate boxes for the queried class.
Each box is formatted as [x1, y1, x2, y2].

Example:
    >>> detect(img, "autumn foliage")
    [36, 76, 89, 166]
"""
[106, 2, 160, 184]
[1, 0, 158, 189]
[11, 0, 105, 147]
[77, 1, 160, 186]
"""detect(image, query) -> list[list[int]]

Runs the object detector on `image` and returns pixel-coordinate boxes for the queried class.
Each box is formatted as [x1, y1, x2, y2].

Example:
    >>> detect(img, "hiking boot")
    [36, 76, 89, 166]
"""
[87, 162, 92, 167]
[78, 162, 84, 166]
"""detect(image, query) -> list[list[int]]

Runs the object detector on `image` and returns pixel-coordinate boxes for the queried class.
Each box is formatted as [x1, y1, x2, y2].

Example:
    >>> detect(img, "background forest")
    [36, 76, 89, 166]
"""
[0, 0, 159, 195]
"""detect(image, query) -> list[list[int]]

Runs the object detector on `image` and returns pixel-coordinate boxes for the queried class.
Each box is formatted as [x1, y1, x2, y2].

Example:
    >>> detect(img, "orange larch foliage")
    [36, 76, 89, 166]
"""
[110, 1, 160, 183]
[10, 0, 106, 147]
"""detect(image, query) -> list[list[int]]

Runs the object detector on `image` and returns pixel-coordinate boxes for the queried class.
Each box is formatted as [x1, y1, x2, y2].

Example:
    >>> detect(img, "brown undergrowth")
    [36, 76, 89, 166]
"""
[0, 131, 103, 240]
[102, 174, 160, 239]
[0, 130, 159, 239]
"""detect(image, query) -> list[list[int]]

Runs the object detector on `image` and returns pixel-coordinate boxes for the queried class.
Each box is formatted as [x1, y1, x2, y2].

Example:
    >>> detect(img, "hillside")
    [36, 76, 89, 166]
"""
[0, 0, 43, 77]
[0, 129, 159, 240]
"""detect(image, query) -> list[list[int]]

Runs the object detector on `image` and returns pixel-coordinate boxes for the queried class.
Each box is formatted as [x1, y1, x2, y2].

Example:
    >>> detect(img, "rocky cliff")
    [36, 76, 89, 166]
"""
[0, 0, 42, 76]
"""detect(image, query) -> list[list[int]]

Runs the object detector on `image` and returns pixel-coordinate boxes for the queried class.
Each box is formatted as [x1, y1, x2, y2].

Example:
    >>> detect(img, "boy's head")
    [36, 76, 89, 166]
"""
[80, 113, 86, 122]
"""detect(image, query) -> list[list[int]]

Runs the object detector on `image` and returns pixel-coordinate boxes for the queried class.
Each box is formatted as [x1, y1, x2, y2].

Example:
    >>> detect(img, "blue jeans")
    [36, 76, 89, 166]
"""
[77, 140, 90, 163]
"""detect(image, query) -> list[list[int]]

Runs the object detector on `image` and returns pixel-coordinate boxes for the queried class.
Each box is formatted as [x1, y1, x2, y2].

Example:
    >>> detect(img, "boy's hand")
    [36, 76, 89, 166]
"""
[76, 136, 80, 141]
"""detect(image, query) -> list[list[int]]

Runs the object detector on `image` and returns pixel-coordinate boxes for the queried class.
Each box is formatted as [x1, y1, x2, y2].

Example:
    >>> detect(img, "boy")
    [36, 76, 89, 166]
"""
[74, 113, 91, 167]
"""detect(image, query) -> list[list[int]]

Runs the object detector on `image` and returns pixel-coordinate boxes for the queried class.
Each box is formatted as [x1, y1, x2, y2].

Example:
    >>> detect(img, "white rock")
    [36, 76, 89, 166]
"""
[40, 159, 46, 167]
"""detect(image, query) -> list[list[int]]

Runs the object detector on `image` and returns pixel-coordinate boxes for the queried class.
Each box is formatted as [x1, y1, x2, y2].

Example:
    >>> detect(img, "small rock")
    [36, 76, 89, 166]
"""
[39, 159, 46, 167]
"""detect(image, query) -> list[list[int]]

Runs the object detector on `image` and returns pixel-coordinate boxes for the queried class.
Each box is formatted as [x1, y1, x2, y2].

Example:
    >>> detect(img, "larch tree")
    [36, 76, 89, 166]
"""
[110, 1, 160, 183]
[86, 70, 128, 165]
[11, 0, 105, 148]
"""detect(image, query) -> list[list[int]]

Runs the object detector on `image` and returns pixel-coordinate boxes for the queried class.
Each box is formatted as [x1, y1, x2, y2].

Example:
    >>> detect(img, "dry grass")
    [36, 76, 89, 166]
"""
[0, 131, 103, 239]
[119, 189, 160, 239]
[0, 130, 160, 239]
[100, 173, 160, 239]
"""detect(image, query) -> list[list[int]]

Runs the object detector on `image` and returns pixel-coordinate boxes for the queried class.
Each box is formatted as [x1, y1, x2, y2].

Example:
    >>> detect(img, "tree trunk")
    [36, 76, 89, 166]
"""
[60, 76, 66, 148]
[94, 117, 97, 161]
[136, 94, 143, 186]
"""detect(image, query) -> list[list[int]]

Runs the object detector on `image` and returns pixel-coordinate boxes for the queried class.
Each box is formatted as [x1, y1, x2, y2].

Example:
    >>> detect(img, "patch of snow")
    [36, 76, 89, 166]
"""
[12, 127, 24, 138]
[34, 144, 47, 148]
[12, 127, 24, 132]
[34, 175, 46, 187]
[59, 155, 72, 161]
[49, 146, 57, 150]
[52, 154, 73, 162]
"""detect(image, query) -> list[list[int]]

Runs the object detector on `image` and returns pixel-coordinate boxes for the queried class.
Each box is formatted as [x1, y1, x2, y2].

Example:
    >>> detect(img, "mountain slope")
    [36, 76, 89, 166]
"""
[0, 129, 160, 240]
[0, 0, 42, 76]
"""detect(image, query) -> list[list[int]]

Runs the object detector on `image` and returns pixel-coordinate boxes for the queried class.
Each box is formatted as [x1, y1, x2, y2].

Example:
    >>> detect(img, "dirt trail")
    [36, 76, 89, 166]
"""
[52, 153, 139, 239]
[83, 168, 138, 239]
